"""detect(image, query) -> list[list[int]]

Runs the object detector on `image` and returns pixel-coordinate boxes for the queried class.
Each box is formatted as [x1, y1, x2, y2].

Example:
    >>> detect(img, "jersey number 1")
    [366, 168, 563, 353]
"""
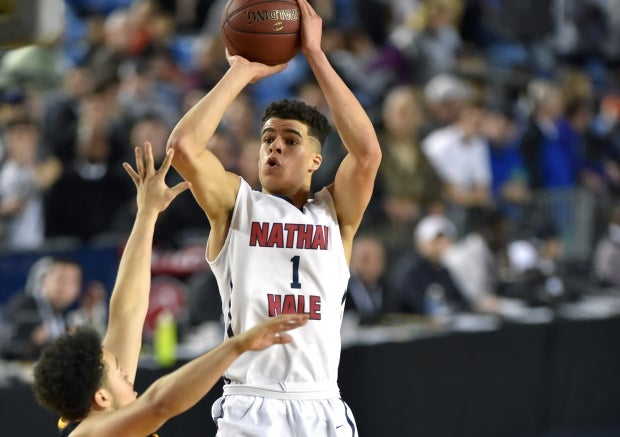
[290, 255, 301, 289]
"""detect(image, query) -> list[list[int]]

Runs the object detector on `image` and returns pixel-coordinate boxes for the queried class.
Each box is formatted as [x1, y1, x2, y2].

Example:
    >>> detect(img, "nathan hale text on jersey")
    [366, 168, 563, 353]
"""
[250, 221, 328, 320]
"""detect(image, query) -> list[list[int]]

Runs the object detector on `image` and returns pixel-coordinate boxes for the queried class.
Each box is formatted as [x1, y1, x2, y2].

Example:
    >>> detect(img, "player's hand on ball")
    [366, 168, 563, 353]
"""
[225, 48, 287, 83]
[235, 314, 309, 352]
[298, 0, 323, 55]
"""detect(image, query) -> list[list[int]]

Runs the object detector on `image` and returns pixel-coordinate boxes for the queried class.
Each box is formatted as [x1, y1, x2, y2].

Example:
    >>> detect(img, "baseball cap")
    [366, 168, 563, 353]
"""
[414, 214, 457, 244]
[424, 73, 473, 103]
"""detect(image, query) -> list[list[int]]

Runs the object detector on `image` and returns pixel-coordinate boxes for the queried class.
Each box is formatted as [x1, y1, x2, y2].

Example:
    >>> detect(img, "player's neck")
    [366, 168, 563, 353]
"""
[263, 188, 310, 210]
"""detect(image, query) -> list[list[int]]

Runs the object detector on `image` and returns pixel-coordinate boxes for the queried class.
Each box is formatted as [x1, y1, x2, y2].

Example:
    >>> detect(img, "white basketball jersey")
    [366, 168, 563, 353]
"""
[208, 178, 349, 390]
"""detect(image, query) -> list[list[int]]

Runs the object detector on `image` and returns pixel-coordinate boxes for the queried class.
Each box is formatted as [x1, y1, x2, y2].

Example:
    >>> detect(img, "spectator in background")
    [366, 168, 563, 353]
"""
[45, 75, 128, 168]
[346, 235, 390, 323]
[592, 203, 620, 288]
[505, 221, 579, 307]
[325, 26, 401, 110]
[422, 101, 493, 232]
[0, 87, 31, 156]
[83, 7, 136, 85]
[40, 63, 95, 165]
[557, 97, 599, 189]
[441, 207, 523, 315]
[482, 103, 531, 218]
[591, 94, 620, 197]
[2, 257, 82, 360]
[0, 118, 61, 249]
[419, 72, 473, 139]
[520, 79, 576, 190]
[44, 85, 134, 242]
[117, 54, 183, 131]
[394, 0, 463, 85]
[460, 0, 556, 76]
[375, 85, 444, 260]
[552, 0, 616, 86]
[66, 280, 108, 337]
[396, 214, 468, 316]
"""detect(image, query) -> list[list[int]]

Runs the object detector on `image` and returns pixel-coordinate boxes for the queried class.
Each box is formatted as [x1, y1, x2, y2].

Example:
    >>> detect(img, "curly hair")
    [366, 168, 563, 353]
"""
[261, 99, 331, 147]
[33, 328, 105, 421]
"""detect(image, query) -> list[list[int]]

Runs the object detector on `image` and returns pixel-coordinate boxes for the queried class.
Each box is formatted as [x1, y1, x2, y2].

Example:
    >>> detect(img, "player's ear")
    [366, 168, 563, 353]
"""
[310, 153, 322, 172]
[93, 388, 112, 410]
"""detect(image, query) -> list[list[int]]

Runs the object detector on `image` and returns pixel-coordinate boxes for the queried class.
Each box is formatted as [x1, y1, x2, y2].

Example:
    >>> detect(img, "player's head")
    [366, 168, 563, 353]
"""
[261, 99, 331, 148]
[33, 328, 138, 421]
[258, 100, 331, 194]
[33, 328, 105, 421]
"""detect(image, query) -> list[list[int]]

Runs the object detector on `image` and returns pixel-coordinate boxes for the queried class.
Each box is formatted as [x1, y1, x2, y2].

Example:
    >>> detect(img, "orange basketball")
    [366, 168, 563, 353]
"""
[221, 0, 301, 66]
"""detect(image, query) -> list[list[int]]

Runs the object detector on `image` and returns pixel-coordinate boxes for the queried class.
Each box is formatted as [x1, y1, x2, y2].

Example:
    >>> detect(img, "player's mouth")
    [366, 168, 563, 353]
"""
[265, 157, 280, 168]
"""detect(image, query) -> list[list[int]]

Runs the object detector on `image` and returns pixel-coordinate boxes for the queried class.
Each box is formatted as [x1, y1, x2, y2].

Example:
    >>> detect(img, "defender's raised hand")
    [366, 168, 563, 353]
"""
[123, 141, 191, 215]
[234, 314, 309, 352]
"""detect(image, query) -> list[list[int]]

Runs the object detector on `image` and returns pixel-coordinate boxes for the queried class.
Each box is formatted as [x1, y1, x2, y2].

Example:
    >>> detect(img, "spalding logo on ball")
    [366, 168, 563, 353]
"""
[221, 0, 301, 65]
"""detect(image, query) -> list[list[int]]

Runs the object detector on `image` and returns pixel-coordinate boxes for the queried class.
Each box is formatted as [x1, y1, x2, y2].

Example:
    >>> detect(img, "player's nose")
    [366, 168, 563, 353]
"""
[268, 138, 284, 153]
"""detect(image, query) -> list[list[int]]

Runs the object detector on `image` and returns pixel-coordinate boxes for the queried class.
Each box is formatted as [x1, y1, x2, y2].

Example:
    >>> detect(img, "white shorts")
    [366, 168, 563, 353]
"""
[211, 391, 358, 437]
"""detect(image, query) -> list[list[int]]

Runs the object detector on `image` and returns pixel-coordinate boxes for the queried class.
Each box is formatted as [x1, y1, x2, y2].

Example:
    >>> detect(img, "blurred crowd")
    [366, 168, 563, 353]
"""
[1, 0, 620, 361]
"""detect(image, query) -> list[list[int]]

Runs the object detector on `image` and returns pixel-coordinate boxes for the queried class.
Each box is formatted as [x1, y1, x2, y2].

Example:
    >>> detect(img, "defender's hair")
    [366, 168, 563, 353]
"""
[33, 328, 105, 421]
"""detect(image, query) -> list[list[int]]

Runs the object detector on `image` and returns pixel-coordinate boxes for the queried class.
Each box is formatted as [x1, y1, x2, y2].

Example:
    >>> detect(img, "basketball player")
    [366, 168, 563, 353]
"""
[32, 143, 308, 437]
[167, 0, 381, 434]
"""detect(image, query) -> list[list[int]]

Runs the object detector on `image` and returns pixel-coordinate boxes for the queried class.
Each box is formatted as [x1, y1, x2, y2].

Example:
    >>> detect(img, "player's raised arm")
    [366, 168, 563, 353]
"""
[102, 143, 189, 383]
[297, 0, 381, 256]
[166, 54, 286, 234]
[88, 314, 308, 437]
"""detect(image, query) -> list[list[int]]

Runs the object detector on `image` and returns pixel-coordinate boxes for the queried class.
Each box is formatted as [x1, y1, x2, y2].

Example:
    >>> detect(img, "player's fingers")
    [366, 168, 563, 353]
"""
[275, 333, 293, 343]
[144, 141, 155, 175]
[170, 181, 191, 197]
[272, 313, 307, 323]
[275, 314, 309, 331]
[297, 0, 316, 17]
[122, 162, 140, 187]
[158, 148, 174, 175]
[135, 146, 145, 178]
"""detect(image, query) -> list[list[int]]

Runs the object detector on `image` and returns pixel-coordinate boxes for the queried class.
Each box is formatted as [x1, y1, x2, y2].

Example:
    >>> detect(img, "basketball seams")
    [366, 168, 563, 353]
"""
[222, 0, 299, 26]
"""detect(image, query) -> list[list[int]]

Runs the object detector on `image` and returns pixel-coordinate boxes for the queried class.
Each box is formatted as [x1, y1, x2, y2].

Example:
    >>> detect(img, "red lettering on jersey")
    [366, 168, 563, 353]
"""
[250, 222, 269, 246]
[250, 222, 329, 250]
[267, 223, 284, 247]
[267, 294, 282, 316]
[309, 295, 321, 319]
[297, 224, 313, 249]
[266, 293, 322, 319]
[311, 225, 328, 250]
[284, 223, 298, 248]
[297, 294, 305, 313]
[282, 294, 297, 313]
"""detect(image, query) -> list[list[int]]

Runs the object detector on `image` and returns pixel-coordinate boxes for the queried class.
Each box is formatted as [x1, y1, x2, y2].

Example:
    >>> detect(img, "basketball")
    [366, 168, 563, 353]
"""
[221, 0, 301, 66]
